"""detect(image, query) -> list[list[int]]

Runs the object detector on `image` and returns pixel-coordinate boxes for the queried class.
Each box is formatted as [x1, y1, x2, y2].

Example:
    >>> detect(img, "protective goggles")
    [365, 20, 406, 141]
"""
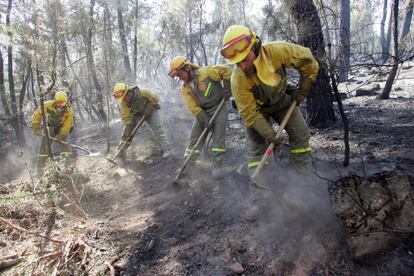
[112, 90, 125, 99]
[220, 34, 253, 59]
[55, 100, 67, 107]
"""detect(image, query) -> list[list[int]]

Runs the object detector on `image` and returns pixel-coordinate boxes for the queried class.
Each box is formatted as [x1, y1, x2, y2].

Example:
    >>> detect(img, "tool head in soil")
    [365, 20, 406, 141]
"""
[86, 148, 101, 157]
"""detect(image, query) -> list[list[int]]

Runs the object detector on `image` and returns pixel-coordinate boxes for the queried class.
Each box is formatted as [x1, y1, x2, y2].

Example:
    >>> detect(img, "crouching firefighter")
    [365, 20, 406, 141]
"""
[168, 56, 232, 178]
[221, 25, 319, 175]
[113, 83, 167, 162]
[220, 25, 319, 218]
[32, 91, 74, 175]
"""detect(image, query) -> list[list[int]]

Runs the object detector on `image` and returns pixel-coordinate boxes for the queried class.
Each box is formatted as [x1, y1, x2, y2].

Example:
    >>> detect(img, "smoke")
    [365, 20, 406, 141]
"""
[233, 156, 342, 273]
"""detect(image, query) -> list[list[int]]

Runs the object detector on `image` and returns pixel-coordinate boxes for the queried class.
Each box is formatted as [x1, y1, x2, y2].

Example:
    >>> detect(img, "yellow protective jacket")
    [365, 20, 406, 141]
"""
[119, 87, 160, 125]
[231, 42, 319, 126]
[181, 65, 232, 117]
[32, 100, 74, 137]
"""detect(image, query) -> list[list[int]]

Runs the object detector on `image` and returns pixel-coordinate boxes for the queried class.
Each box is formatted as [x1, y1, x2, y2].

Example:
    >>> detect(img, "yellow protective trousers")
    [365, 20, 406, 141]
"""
[37, 128, 71, 174]
[118, 109, 167, 156]
[186, 102, 229, 164]
[246, 94, 311, 171]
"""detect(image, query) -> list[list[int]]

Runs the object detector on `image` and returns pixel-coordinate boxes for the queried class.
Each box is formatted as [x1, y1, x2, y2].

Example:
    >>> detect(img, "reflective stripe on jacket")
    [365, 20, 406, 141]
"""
[181, 65, 232, 117]
[231, 42, 319, 127]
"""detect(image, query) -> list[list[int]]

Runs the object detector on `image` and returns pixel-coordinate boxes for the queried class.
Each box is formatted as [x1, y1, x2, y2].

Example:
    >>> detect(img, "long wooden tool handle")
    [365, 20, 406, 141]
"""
[49, 137, 90, 153]
[112, 114, 146, 162]
[251, 100, 297, 181]
[174, 98, 226, 182]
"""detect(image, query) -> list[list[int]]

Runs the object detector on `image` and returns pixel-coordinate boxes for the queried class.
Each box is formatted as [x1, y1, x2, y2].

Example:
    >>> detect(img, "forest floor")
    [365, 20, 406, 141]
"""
[1, 63, 414, 275]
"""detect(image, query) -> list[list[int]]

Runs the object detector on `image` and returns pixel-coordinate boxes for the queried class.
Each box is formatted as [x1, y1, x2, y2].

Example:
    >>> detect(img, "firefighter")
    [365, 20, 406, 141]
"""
[32, 91, 74, 175]
[220, 25, 319, 217]
[168, 56, 232, 178]
[113, 83, 167, 162]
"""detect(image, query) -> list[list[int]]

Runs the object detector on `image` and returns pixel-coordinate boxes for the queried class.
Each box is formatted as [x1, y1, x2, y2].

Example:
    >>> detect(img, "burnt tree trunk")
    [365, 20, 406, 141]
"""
[6, 0, 24, 145]
[18, 62, 31, 133]
[338, 0, 350, 82]
[117, 0, 132, 76]
[400, 0, 413, 40]
[319, 0, 350, 166]
[380, 0, 400, 99]
[290, 0, 335, 128]
[0, 49, 11, 118]
[30, 67, 38, 109]
[133, 0, 139, 78]
[380, 0, 389, 62]
[84, 0, 108, 124]
[399, 0, 413, 58]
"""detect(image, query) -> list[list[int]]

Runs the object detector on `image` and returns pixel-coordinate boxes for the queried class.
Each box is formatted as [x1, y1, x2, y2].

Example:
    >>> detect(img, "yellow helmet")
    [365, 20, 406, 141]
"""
[54, 91, 68, 106]
[221, 25, 257, 64]
[168, 56, 189, 77]
[113, 83, 128, 100]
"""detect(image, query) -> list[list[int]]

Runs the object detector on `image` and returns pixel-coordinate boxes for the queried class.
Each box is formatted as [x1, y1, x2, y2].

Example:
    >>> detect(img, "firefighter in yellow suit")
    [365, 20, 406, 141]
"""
[220, 25, 319, 219]
[113, 83, 167, 161]
[168, 56, 232, 178]
[221, 25, 319, 174]
[32, 91, 74, 175]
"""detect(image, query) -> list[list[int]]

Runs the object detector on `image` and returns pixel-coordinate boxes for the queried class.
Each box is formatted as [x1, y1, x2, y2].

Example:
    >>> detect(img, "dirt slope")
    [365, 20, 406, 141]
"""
[1, 64, 414, 275]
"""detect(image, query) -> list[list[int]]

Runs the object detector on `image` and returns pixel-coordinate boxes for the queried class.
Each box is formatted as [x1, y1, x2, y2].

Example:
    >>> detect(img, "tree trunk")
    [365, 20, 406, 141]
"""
[6, 0, 23, 145]
[29, 59, 38, 110]
[382, 0, 393, 62]
[133, 0, 139, 78]
[338, 0, 350, 82]
[84, 0, 108, 124]
[18, 62, 31, 136]
[400, 0, 413, 40]
[103, 1, 115, 154]
[380, 0, 388, 61]
[319, 0, 350, 166]
[380, 0, 400, 99]
[187, 7, 195, 63]
[0, 49, 11, 117]
[117, 0, 132, 76]
[399, 0, 413, 58]
[290, 0, 335, 128]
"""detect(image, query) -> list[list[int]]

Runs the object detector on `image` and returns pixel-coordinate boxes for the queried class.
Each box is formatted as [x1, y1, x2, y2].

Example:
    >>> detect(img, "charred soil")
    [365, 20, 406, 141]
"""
[1, 65, 414, 275]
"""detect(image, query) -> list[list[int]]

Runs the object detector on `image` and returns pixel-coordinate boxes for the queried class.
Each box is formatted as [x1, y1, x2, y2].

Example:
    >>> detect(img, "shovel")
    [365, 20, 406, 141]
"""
[49, 137, 101, 157]
[106, 114, 146, 165]
[173, 98, 226, 185]
[237, 100, 297, 190]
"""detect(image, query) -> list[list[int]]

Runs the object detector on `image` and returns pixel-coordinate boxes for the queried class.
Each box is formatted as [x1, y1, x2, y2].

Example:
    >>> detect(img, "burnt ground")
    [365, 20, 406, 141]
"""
[1, 64, 414, 275]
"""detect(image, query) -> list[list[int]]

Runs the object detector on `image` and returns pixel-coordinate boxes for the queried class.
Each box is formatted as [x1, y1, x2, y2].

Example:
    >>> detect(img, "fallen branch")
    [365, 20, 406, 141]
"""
[0, 257, 23, 269]
[0, 217, 63, 244]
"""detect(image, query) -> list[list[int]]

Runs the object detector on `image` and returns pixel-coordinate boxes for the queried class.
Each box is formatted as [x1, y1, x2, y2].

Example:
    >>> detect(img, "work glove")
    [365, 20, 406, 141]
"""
[33, 124, 42, 136]
[252, 116, 282, 147]
[196, 111, 210, 129]
[123, 124, 133, 138]
[291, 78, 314, 106]
[222, 80, 232, 100]
[143, 103, 155, 116]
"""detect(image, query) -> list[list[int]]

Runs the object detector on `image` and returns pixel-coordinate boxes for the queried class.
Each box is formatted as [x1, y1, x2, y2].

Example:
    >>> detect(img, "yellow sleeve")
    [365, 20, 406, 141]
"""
[32, 100, 53, 127]
[140, 88, 160, 105]
[58, 106, 74, 138]
[207, 65, 233, 81]
[32, 107, 42, 127]
[181, 85, 202, 117]
[268, 42, 319, 81]
[119, 101, 132, 125]
[231, 70, 262, 127]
